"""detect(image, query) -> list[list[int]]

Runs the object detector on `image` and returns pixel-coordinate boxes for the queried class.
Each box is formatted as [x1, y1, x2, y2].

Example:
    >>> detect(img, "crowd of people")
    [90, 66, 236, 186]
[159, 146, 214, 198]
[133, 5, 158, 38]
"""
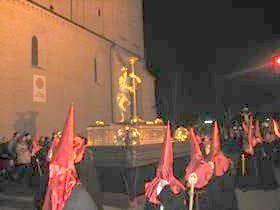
[145, 108, 280, 210]
[0, 105, 280, 210]
[0, 106, 103, 210]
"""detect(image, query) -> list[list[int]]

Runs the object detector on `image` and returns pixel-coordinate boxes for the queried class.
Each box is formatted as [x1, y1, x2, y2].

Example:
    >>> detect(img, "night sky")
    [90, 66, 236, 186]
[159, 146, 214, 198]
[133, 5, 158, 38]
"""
[143, 1, 280, 123]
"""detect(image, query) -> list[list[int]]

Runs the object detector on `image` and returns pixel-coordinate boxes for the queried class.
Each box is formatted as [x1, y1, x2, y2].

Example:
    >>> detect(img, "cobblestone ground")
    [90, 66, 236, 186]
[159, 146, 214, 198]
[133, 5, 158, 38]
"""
[0, 168, 279, 210]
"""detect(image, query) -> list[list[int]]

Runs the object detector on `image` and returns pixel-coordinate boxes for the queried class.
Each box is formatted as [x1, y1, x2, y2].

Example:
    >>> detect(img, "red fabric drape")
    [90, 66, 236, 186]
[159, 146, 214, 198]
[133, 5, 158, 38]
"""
[185, 128, 213, 189]
[272, 119, 280, 138]
[145, 121, 185, 204]
[42, 104, 78, 210]
[211, 121, 231, 176]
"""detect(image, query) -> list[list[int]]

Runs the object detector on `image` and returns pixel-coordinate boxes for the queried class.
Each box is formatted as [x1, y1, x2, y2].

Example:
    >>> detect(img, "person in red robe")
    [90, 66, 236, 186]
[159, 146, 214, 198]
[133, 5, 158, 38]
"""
[42, 104, 97, 210]
[196, 121, 237, 210]
[145, 121, 186, 210]
[185, 127, 213, 210]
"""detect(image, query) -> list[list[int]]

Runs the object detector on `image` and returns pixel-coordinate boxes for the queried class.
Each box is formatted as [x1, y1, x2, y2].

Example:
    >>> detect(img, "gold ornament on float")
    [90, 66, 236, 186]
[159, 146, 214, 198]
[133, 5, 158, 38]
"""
[145, 120, 154, 125]
[154, 118, 164, 125]
[174, 127, 189, 142]
[95, 120, 105, 126]
[113, 126, 141, 146]
[130, 115, 144, 124]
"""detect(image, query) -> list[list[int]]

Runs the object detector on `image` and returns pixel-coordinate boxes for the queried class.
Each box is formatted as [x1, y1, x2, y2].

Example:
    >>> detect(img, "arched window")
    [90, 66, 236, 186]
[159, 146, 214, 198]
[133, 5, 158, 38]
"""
[94, 58, 98, 83]
[32, 36, 38, 66]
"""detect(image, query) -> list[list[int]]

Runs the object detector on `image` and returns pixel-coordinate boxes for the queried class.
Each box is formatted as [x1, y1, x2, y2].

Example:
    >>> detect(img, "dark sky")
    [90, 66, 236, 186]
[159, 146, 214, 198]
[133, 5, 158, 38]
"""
[143, 1, 280, 121]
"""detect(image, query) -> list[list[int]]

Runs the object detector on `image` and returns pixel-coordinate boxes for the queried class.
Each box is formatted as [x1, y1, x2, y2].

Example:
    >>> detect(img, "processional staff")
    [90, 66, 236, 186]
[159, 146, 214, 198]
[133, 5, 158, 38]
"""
[188, 172, 198, 210]
[128, 57, 141, 122]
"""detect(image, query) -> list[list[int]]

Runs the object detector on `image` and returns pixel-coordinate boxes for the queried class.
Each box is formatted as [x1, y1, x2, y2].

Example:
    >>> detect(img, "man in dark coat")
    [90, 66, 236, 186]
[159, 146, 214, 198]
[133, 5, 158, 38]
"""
[75, 137, 103, 210]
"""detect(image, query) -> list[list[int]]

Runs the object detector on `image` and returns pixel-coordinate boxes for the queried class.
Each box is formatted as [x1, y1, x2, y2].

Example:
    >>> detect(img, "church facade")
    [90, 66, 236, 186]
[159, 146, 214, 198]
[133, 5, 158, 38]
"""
[0, 0, 156, 136]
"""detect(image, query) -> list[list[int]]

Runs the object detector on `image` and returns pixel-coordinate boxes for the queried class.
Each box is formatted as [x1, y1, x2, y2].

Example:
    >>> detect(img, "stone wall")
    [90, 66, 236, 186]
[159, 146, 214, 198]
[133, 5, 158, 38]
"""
[0, 1, 112, 136]
[31, 0, 144, 57]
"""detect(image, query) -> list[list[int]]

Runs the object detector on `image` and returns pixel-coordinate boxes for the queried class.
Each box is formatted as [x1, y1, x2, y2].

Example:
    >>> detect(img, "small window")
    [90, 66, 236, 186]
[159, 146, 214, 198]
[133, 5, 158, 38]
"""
[97, 8, 101, 17]
[94, 58, 98, 83]
[31, 36, 38, 66]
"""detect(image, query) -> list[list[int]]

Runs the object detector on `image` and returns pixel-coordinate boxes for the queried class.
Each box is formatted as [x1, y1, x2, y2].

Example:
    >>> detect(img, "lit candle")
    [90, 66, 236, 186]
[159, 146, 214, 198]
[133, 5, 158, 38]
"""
[241, 154, 245, 176]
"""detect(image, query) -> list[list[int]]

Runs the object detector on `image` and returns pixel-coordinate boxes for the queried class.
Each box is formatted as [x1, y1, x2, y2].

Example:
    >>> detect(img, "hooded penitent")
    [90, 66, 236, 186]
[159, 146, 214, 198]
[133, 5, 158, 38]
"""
[73, 136, 86, 164]
[247, 116, 257, 153]
[31, 130, 42, 156]
[211, 121, 231, 176]
[42, 104, 78, 210]
[254, 120, 263, 140]
[145, 121, 185, 204]
[194, 129, 202, 144]
[272, 119, 280, 139]
[185, 128, 213, 188]
[242, 121, 249, 135]
[47, 136, 60, 162]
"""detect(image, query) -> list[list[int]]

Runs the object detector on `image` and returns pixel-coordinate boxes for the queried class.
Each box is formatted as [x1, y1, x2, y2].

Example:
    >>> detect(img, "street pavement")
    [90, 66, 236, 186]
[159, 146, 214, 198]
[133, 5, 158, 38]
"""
[0, 168, 279, 210]
[236, 167, 280, 210]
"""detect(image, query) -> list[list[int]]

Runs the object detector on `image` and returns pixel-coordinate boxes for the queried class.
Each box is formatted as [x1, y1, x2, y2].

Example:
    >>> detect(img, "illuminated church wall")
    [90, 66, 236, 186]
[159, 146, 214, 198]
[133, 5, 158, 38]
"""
[31, 0, 144, 56]
[0, 0, 155, 136]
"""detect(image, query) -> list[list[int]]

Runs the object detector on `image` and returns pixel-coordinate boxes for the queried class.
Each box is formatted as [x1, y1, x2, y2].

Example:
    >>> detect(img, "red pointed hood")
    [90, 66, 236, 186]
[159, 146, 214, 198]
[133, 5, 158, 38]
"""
[255, 120, 262, 138]
[272, 119, 280, 138]
[194, 130, 202, 144]
[211, 121, 221, 157]
[42, 104, 78, 210]
[254, 120, 263, 143]
[31, 130, 42, 156]
[190, 128, 203, 159]
[242, 121, 249, 135]
[158, 121, 173, 178]
[247, 116, 257, 153]
[145, 121, 185, 205]
[185, 128, 213, 189]
[52, 104, 75, 168]
[211, 121, 231, 176]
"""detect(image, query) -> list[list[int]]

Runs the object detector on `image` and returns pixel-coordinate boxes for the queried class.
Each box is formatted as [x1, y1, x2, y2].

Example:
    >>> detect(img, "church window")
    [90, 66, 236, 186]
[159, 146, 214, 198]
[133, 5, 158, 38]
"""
[31, 36, 38, 66]
[94, 58, 98, 83]
[97, 8, 101, 17]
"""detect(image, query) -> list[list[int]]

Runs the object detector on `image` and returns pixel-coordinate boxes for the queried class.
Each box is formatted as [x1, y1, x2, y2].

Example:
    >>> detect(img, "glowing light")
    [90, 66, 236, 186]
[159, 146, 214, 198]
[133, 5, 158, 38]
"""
[128, 57, 138, 65]
[174, 127, 189, 142]
[114, 126, 141, 146]
[145, 120, 154, 125]
[204, 120, 213, 124]
[154, 118, 164, 125]
[273, 56, 280, 66]
[276, 57, 280, 65]
[95, 120, 105, 126]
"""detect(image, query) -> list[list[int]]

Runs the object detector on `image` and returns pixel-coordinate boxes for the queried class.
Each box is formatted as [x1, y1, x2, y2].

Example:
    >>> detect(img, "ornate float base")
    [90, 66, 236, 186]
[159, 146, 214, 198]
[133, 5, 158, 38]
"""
[86, 123, 190, 209]
[86, 123, 166, 146]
